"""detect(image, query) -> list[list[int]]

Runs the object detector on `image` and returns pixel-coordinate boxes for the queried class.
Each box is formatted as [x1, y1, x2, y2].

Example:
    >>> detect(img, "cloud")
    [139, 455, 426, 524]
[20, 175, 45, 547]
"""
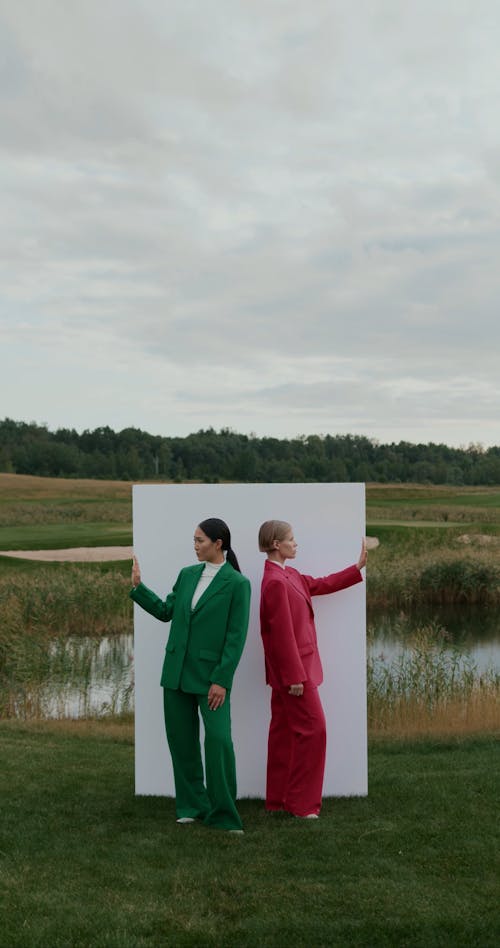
[0, 1, 499, 445]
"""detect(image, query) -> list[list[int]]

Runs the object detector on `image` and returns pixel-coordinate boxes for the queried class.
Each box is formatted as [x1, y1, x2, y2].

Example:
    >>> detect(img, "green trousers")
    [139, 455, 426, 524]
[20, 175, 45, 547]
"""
[163, 688, 243, 831]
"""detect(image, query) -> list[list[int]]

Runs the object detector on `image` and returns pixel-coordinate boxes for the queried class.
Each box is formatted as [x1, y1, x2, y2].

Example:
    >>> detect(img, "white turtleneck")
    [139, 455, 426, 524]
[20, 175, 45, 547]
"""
[191, 560, 225, 609]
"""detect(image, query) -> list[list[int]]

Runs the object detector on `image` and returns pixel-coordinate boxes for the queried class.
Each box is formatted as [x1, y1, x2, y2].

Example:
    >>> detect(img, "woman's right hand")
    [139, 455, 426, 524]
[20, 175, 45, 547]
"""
[131, 555, 141, 588]
[356, 538, 367, 571]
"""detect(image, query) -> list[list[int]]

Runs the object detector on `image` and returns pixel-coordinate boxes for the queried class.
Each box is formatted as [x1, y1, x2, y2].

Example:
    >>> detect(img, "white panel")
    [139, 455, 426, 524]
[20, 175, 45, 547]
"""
[133, 483, 367, 798]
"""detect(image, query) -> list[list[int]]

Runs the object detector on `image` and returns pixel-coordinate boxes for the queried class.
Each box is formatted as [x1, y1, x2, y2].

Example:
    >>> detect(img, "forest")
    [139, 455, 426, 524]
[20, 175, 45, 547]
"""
[0, 418, 499, 484]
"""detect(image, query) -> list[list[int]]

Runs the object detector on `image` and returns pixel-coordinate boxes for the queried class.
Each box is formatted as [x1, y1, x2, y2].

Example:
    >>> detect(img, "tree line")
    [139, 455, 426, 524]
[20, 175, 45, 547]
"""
[0, 418, 499, 485]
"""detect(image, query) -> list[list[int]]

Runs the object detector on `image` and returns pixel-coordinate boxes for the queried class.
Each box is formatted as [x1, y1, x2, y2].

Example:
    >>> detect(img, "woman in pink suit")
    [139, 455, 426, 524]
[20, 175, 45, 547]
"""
[258, 520, 367, 819]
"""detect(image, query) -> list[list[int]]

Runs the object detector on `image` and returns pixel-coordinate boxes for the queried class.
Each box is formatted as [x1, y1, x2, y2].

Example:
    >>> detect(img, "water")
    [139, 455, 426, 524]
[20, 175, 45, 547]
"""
[7, 634, 134, 719]
[4, 606, 499, 718]
[368, 605, 500, 673]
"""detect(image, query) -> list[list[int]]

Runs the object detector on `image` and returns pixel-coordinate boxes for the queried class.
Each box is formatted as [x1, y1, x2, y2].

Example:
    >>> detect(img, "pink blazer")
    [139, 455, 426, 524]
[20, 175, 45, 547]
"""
[259, 559, 363, 689]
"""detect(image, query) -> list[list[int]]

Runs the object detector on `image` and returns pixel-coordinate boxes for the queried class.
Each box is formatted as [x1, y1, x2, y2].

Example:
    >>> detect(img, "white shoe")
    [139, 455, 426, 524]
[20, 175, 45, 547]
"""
[293, 813, 319, 819]
[176, 817, 195, 824]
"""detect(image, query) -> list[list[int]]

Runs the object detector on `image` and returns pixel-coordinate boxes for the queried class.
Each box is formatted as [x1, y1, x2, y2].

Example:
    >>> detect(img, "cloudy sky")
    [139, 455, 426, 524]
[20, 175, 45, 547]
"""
[1, 0, 499, 447]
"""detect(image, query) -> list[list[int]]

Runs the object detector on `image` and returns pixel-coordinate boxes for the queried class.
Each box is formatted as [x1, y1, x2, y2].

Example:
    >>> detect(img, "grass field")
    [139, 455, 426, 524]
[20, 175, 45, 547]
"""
[1, 475, 500, 531]
[0, 476, 499, 562]
[0, 474, 132, 546]
[0, 721, 499, 948]
[0, 473, 131, 501]
[366, 483, 500, 507]
[0, 522, 133, 550]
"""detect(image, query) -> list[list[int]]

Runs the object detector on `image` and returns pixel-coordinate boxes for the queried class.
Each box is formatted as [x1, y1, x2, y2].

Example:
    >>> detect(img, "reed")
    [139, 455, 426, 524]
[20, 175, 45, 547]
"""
[367, 537, 500, 607]
[419, 558, 499, 603]
[0, 565, 132, 637]
[1, 633, 134, 720]
[369, 692, 500, 739]
[367, 621, 499, 736]
[0, 565, 134, 717]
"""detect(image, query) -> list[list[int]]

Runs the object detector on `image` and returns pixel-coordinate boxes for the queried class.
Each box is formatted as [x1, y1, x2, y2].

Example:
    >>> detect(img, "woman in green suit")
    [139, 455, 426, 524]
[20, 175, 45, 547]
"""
[130, 518, 251, 832]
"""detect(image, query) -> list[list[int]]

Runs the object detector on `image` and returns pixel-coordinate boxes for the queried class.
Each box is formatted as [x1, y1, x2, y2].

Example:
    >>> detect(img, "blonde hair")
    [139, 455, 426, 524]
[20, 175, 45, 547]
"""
[258, 520, 292, 553]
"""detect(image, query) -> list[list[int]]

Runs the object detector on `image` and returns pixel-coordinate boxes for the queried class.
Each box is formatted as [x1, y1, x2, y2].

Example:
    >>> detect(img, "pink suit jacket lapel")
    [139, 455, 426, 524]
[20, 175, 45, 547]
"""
[284, 566, 314, 615]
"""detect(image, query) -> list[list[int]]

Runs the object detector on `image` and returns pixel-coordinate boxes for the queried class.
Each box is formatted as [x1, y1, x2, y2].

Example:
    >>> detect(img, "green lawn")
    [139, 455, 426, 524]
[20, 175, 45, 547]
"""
[1, 722, 498, 948]
[0, 555, 131, 578]
[0, 477, 498, 548]
[0, 522, 132, 550]
[366, 486, 500, 507]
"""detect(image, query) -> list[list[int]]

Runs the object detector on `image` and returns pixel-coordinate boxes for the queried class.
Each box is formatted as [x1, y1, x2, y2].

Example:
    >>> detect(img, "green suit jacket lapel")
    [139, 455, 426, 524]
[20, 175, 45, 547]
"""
[190, 561, 232, 615]
[182, 564, 204, 623]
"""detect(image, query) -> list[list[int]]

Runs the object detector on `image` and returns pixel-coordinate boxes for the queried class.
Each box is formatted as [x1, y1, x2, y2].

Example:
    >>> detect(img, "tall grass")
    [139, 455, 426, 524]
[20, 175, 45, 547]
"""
[367, 526, 500, 606]
[0, 566, 134, 717]
[0, 565, 132, 637]
[419, 559, 499, 603]
[368, 621, 499, 736]
[1, 634, 134, 719]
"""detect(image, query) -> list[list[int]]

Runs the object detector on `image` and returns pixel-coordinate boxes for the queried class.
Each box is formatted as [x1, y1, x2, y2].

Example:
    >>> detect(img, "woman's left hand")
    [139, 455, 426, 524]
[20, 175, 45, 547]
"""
[208, 683, 226, 711]
[357, 538, 367, 571]
[131, 554, 142, 587]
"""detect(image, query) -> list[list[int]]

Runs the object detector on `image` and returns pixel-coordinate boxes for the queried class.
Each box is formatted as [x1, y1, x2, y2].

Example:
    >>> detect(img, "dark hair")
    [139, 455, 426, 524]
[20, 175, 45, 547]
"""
[198, 517, 241, 572]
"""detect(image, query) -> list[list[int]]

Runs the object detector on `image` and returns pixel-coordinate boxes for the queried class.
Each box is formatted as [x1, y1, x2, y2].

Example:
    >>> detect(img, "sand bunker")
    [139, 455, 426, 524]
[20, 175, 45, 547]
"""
[2, 537, 380, 561]
[0, 547, 133, 562]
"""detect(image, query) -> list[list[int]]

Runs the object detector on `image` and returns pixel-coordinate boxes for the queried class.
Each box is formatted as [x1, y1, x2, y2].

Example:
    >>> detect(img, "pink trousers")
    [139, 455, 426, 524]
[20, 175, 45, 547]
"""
[266, 683, 327, 817]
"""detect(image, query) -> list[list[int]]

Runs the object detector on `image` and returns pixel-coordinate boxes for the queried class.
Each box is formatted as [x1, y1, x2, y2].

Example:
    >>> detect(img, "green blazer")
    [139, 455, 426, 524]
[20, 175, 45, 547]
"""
[130, 561, 251, 693]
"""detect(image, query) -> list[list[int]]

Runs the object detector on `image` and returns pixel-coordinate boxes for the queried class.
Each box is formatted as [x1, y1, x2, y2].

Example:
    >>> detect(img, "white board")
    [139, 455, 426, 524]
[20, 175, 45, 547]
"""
[133, 483, 367, 798]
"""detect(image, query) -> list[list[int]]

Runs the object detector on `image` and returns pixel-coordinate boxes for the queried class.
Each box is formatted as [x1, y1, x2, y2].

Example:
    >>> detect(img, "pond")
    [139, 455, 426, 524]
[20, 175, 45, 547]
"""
[3, 606, 499, 719]
[5, 634, 134, 720]
[368, 604, 500, 673]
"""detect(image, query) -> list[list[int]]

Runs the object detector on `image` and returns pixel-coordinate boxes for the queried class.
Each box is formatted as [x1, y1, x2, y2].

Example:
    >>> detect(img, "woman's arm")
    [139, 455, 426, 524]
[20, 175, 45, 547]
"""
[302, 539, 366, 597]
[129, 555, 177, 622]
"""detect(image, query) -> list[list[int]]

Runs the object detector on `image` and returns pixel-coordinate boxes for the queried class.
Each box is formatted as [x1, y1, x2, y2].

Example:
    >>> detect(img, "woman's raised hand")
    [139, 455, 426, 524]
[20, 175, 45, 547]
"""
[131, 554, 141, 588]
[356, 538, 367, 571]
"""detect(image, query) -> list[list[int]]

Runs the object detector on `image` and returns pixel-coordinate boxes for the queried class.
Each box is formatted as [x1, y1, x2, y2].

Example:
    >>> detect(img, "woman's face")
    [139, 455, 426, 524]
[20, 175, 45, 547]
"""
[275, 529, 297, 562]
[193, 527, 223, 563]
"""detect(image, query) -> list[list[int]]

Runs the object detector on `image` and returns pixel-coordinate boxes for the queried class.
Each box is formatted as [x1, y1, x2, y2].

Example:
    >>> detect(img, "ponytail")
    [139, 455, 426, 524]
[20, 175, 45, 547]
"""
[198, 517, 242, 573]
[225, 546, 241, 573]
